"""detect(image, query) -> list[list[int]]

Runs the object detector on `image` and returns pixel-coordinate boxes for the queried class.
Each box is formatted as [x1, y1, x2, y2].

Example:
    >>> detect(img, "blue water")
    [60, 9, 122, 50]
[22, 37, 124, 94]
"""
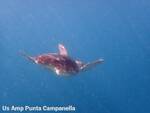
[0, 1, 150, 113]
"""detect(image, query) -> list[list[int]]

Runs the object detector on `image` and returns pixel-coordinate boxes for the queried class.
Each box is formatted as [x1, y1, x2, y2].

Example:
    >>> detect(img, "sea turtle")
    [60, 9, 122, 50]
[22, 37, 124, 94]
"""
[21, 44, 104, 76]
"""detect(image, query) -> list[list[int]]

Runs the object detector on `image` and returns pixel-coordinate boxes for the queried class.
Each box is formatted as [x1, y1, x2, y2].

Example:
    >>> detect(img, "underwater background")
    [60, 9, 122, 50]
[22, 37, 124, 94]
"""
[0, 0, 150, 113]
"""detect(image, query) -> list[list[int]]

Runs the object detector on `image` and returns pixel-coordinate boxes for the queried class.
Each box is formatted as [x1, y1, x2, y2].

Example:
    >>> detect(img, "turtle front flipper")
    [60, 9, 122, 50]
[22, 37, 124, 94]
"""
[80, 59, 104, 71]
[58, 44, 68, 56]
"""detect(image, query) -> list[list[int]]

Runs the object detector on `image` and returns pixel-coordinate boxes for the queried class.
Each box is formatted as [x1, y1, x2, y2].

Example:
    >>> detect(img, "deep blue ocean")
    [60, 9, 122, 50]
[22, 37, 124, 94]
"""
[0, 1, 150, 113]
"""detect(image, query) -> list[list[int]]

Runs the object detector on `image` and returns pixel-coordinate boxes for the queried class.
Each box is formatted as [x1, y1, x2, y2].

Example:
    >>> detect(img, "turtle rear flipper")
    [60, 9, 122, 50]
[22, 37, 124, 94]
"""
[80, 59, 104, 71]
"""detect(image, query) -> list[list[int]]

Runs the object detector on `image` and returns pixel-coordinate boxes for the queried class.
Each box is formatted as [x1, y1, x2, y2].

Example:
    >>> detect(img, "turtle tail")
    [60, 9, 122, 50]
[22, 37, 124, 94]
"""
[19, 51, 35, 63]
